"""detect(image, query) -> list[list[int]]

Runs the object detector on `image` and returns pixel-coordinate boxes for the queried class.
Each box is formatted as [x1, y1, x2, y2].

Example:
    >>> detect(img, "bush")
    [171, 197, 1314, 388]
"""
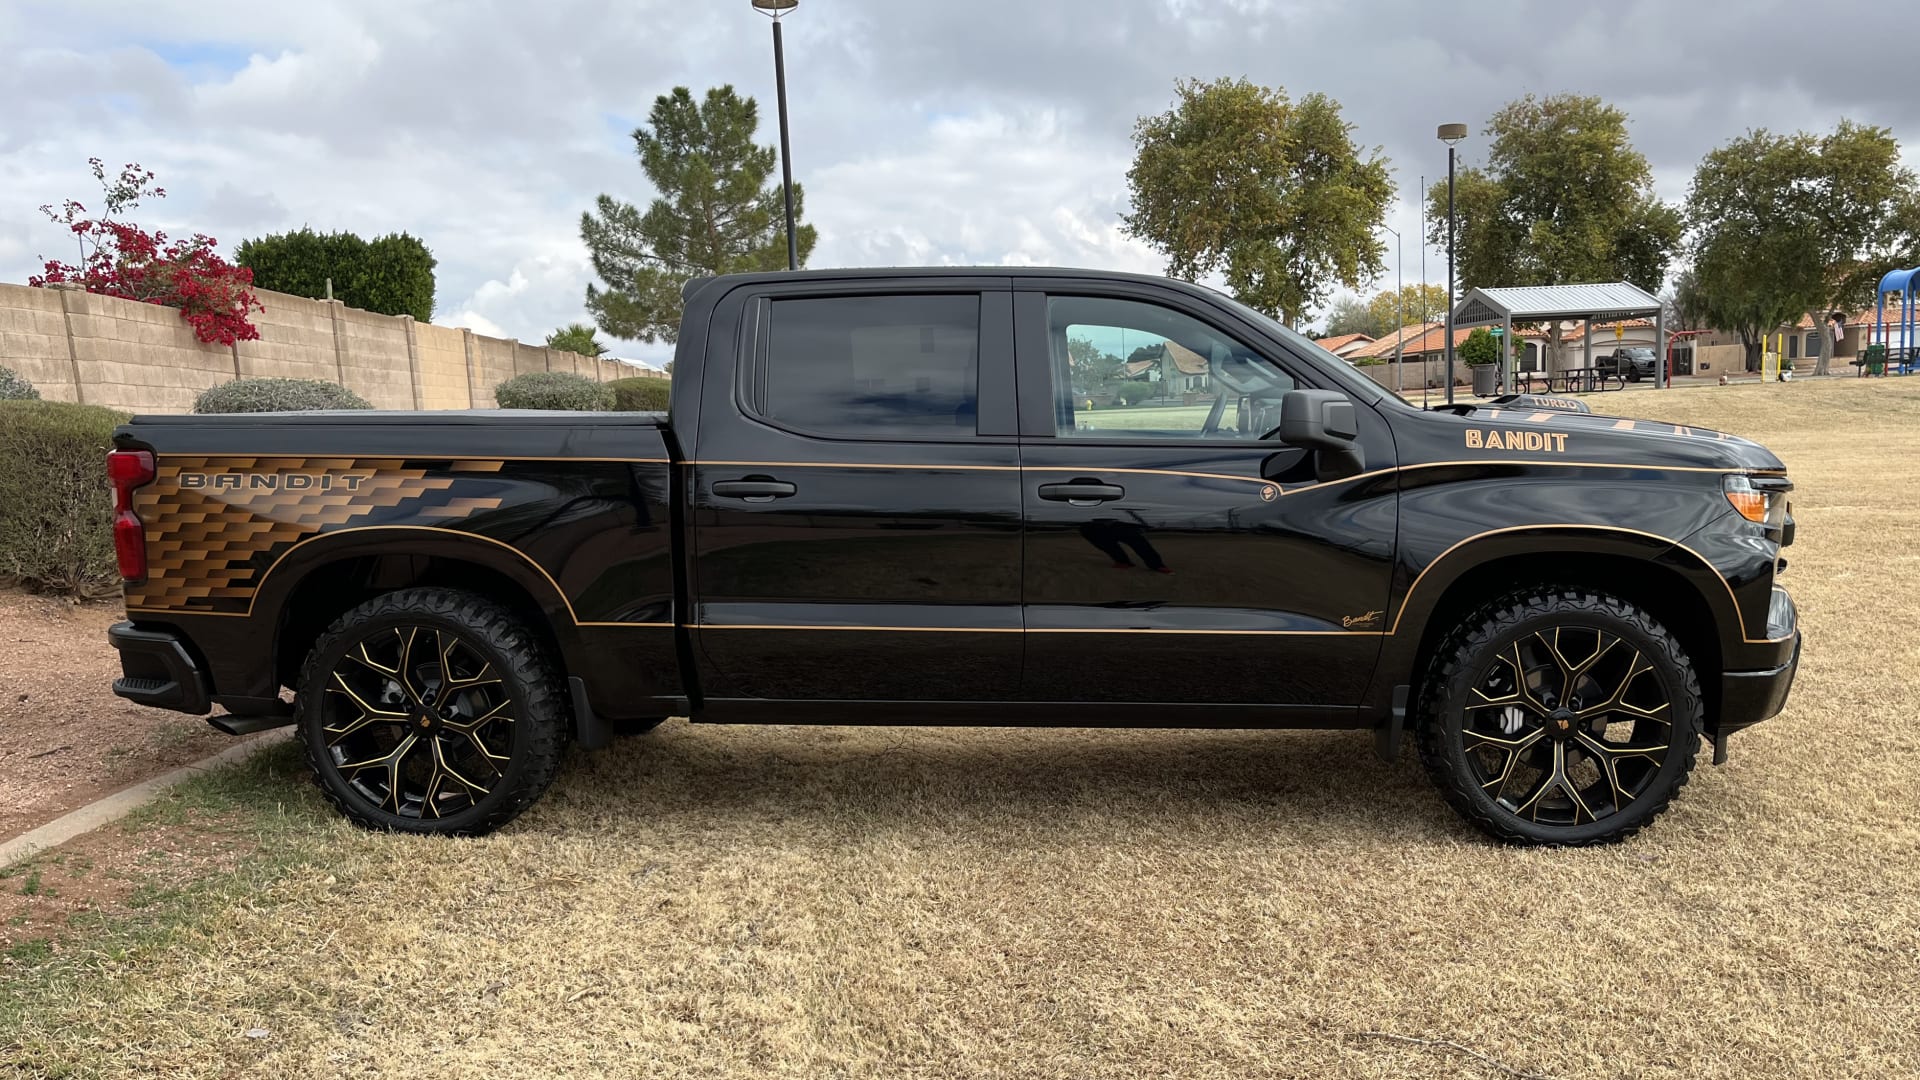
[1460, 327, 1501, 367]
[1118, 381, 1155, 406]
[0, 400, 130, 597]
[193, 378, 372, 414]
[237, 227, 437, 321]
[607, 376, 670, 412]
[0, 366, 40, 400]
[494, 371, 613, 411]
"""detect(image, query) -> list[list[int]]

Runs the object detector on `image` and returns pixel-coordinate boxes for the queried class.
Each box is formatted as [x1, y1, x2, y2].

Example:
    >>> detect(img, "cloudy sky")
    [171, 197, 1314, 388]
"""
[2, 0, 1912, 365]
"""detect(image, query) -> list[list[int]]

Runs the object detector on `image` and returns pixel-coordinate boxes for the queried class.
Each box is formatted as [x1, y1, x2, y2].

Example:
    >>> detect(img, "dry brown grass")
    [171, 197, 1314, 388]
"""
[4, 377, 1919, 1079]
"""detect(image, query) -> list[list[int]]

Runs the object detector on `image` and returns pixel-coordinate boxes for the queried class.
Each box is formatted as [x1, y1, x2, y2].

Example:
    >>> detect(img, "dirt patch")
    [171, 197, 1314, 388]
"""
[0, 592, 237, 840]
[0, 809, 259, 965]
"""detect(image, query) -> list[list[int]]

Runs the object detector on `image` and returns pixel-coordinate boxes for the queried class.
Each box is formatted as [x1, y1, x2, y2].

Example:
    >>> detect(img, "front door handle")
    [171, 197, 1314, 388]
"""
[1037, 481, 1125, 506]
[712, 477, 797, 502]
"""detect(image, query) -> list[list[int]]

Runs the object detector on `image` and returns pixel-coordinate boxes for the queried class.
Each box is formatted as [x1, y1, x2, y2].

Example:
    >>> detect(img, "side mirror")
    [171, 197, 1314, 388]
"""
[1278, 389, 1365, 481]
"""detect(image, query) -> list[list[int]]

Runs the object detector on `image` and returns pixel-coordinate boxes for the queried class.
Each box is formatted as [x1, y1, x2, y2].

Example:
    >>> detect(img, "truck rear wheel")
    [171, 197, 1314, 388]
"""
[295, 588, 569, 836]
[1415, 587, 1702, 846]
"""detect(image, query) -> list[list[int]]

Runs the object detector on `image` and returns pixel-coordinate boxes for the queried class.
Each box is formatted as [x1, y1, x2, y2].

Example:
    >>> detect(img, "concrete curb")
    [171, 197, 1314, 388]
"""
[0, 735, 282, 872]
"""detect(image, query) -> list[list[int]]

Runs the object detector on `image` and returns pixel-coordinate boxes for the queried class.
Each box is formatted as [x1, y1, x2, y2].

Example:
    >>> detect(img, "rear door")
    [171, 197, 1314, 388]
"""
[689, 278, 1023, 704]
[1013, 282, 1399, 710]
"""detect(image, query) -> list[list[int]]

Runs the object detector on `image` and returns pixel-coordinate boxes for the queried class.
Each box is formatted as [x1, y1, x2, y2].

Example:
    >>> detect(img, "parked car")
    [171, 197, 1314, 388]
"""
[106, 267, 1801, 846]
[1597, 346, 1660, 382]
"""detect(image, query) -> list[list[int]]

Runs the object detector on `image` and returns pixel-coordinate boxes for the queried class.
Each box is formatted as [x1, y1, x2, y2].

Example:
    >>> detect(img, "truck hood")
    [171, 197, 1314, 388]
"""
[1425, 403, 1788, 474]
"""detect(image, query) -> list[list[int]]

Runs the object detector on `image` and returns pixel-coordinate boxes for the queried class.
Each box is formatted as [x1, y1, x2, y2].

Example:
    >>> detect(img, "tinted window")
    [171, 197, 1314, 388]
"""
[1049, 295, 1293, 440]
[759, 295, 980, 437]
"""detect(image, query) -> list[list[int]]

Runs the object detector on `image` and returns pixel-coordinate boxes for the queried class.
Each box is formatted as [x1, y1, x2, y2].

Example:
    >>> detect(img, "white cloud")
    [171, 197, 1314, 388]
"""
[4, 0, 1919, 343]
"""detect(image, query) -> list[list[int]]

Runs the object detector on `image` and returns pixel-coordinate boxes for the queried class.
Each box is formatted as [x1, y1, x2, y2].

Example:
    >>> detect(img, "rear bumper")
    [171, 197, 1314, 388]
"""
[108, 622, 211, 715]
[1718, 631, 1801, 736]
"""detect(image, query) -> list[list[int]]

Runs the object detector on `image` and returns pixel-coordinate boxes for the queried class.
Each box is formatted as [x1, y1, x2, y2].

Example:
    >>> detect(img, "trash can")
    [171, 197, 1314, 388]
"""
[1865, 343, 1886, 376]
[1471, 365, 1498, 397]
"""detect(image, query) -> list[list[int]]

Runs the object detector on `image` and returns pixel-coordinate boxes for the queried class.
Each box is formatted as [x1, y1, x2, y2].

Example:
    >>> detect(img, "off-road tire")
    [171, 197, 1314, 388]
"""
[296, 587, 569, 836]
[1415, 587, 1702, 846]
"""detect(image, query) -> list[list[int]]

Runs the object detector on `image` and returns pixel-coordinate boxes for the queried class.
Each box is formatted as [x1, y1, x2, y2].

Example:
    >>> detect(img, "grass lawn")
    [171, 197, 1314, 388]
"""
[3, 377, 1917, 1078]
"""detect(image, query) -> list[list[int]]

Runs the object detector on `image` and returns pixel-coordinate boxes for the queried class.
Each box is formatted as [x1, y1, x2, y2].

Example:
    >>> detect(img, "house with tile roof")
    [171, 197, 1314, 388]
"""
[1314, 332, 1376, 359]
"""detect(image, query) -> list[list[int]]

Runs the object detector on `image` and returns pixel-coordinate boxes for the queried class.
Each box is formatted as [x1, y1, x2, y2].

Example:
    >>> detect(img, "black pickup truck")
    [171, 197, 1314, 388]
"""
[105, 268, 1801, 846]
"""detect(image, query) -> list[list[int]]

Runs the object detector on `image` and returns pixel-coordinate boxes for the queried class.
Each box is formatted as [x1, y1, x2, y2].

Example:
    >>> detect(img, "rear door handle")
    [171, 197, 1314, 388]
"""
[1037, 481, 1125, 506]
[712, 478, 797, 502]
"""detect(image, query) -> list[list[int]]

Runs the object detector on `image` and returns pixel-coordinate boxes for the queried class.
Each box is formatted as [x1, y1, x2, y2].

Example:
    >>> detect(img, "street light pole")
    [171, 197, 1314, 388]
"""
[753, 0, 800, 270]
[1438, 123, 1468, 405]
[1380, 224, 1404, 393]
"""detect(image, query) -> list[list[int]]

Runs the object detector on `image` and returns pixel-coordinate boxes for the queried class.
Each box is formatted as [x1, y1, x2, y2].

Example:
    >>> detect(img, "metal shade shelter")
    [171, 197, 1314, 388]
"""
[1451, 282, 1667, 391]
[1873, 266, 1920, 367]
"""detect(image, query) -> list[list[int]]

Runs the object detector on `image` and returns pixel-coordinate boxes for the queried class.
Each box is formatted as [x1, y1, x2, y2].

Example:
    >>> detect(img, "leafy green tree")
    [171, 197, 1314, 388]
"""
[236, 228, 435, 321]
[1367, 282, 1448, 331]
[1124, 78, 1392, 326]
[1067, 335, 1124, 392]
[1426, 95, 1681, 369]
[1687, 121, 1920, 373]
[582, 86, 817, 344]
[1323, 296, 1379, 337]
[546, 323, 607, 357]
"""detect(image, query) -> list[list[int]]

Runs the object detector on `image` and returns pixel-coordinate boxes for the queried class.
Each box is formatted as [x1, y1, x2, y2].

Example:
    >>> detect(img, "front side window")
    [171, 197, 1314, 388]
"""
[1049, 296, 1293, 440]
[757, 294, 980, 437]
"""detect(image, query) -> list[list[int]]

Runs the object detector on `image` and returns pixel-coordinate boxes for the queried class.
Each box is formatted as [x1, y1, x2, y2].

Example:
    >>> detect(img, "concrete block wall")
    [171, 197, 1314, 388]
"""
[471, 336, 518, 408]
[237, 292, 338, 384]
[336, 306, 417, 409]
[0, 284, 78, 402]
[63, 288, 237, 413]
[414, 322, 469, 410]
[0, 282, 668, 414]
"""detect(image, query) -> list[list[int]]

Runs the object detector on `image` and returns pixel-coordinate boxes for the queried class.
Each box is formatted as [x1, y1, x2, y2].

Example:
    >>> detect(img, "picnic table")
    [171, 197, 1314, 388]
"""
[1514, 366, 1627, 394]
[1855, 344, 1919, 376]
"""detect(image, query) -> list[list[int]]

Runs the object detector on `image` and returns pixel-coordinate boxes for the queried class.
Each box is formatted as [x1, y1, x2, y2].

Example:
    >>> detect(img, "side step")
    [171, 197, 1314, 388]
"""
[208, 713, 295, 736]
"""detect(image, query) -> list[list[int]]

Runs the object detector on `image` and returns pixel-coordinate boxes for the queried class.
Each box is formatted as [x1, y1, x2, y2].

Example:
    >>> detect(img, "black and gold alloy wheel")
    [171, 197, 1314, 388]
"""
[297, 588, 569, 836]
[322, 626, 515, 819]
[1417, 587, 1703, 847]
[1462, 627, 1672, 826]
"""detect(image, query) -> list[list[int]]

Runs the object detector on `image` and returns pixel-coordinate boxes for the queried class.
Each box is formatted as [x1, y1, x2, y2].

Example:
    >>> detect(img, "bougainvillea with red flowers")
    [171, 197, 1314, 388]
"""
[29, 159, 262, 346]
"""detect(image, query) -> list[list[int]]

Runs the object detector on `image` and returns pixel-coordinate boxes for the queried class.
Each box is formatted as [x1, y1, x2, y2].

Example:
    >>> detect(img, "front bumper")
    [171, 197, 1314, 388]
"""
[1718, 631, 1801, 736]
[108, 622, 212, 715]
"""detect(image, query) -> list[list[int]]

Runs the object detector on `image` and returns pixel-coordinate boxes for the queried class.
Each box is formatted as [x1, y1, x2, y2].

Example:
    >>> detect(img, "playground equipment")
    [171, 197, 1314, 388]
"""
[1872, 267, 1920, 375]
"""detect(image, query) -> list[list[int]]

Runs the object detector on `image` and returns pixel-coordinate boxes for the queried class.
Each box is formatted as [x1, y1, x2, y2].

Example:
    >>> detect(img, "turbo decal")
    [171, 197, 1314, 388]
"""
[127, 457, 506, 614]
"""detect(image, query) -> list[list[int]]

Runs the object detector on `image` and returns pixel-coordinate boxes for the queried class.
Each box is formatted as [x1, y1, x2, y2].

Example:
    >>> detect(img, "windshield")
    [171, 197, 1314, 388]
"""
[1220, 295, 1413, 407]
[1621, 348, 1654, 359]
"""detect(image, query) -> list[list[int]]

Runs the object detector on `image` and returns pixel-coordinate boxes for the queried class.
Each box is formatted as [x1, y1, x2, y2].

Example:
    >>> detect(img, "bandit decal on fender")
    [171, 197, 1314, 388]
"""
[1466, 429, 1569, 452]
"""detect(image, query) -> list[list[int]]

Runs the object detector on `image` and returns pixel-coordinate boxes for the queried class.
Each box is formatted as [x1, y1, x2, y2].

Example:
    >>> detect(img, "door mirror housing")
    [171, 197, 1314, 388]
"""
[1278, 389, 1365, 481]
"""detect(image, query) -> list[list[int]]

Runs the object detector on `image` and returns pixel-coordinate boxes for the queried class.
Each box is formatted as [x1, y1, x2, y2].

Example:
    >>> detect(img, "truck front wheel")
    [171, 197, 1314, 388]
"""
[295, 587, 570, 836]
[1415, 587, 1703, 846]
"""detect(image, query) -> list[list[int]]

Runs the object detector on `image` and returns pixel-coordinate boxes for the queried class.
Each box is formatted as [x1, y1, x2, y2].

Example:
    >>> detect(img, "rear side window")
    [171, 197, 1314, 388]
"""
[754, 294, 980, 437]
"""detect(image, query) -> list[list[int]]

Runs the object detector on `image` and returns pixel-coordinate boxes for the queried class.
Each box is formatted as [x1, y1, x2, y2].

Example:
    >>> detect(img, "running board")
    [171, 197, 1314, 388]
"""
[207, 713, 294, 736]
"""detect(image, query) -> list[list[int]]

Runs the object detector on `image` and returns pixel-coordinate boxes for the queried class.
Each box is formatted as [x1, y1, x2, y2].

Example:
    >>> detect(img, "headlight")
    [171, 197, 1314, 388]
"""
[1724, 474, 1790, 528]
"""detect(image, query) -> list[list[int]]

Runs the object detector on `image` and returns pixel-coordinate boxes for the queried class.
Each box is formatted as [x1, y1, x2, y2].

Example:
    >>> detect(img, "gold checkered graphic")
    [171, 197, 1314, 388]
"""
[126, 457, 506, 614]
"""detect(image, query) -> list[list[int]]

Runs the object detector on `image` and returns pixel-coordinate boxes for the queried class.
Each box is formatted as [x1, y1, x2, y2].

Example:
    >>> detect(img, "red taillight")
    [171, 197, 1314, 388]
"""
[107, 449, 155, 582]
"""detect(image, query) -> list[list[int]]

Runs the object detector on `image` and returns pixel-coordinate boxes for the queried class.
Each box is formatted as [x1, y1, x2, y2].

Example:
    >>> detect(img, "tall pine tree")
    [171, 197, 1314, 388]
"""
[583, 86, 817, 343]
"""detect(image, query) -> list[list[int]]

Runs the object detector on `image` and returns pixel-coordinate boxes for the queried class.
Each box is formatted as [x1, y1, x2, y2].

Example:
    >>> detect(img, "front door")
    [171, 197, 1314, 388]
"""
[690, 281, 1024, 703]
[1014, 286, 1398, 709]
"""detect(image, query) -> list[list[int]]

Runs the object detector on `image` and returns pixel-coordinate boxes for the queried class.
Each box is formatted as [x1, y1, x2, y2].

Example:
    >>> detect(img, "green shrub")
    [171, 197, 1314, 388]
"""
[0, 366, 40, 400]
[1460, 327, 1500, 367]
[1118, 381, 1155, 406]
[236, 227, 437, 321]
[0, 400, 129, 597]
[193, 378, 372, 414]
[494, 371, 613, 411]
[1352, 356, 1385, 366]
[607, 376, 670, 411]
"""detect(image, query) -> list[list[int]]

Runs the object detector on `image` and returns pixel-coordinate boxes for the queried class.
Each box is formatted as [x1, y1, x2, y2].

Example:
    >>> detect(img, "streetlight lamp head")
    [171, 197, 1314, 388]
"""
[752, 0, 798, 14]
[1437, 122, 1468, 144]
